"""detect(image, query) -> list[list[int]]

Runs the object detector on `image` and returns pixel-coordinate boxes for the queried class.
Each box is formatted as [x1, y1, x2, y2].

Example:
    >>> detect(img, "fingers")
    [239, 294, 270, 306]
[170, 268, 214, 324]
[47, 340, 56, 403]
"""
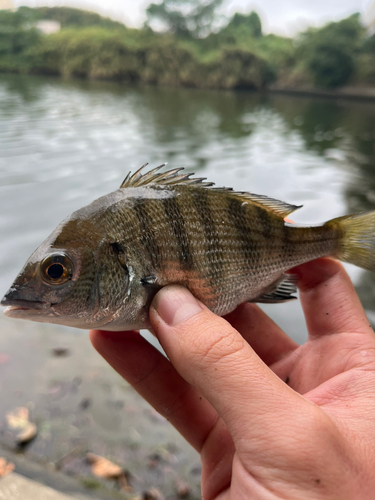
[89, 329, 220, 452]
[224, 303, 298, 366]
[150, 286, 307, 448]
[293, 258, 372, 338]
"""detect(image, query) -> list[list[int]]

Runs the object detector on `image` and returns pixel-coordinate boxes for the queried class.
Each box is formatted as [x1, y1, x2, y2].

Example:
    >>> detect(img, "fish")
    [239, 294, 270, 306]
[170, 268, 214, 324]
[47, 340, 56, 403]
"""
[2, 164, 375, 331]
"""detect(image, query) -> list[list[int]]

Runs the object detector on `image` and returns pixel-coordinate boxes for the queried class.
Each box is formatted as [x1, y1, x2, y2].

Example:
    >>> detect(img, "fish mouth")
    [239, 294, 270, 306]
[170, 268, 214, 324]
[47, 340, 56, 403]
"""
[1, 297, 50, 317]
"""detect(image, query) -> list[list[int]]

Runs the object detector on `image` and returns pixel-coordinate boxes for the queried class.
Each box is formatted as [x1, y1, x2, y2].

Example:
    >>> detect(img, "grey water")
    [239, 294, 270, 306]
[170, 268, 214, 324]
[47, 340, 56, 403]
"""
[0, 73, 375, 495]
[1, 74, 375, 342]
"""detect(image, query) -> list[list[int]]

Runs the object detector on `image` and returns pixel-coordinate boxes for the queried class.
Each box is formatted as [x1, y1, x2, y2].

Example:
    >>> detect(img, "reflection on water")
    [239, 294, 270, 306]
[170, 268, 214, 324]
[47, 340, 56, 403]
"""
[1, 74, 375, 342]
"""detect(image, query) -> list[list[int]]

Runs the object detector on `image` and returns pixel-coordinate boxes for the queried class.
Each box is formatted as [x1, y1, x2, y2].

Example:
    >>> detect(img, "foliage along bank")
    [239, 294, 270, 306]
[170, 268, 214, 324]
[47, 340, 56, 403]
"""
[0, 6, 274, 90]
[0, 6, 374, 91]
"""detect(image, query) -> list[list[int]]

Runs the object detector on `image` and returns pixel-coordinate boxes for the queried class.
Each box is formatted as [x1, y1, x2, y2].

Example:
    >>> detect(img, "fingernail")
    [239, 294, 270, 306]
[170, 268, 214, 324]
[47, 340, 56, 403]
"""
[153, 286, 203, 326]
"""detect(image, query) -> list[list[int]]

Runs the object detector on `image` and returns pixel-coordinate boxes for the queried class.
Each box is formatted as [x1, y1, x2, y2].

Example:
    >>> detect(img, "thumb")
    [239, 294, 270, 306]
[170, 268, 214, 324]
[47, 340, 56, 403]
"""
[149, 285, 310, 448]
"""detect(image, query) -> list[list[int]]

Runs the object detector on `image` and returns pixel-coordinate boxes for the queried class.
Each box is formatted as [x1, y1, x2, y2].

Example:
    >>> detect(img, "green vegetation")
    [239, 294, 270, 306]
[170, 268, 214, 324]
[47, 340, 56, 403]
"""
[146, 0, 223, 39]
[25, 27, 272, 89]
[0, 7, 40, 72]
[0, 3, 373, 91]
[295, 14, 364, 88]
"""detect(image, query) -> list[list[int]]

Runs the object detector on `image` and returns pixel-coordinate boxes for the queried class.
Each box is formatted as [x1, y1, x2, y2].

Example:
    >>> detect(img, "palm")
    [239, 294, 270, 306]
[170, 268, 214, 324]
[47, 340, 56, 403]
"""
[272, 331, 374, 394]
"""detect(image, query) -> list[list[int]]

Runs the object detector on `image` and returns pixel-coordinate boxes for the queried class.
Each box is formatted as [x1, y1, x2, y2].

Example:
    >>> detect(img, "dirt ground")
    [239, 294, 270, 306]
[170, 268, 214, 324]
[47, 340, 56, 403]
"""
[0, 314, 201, 499]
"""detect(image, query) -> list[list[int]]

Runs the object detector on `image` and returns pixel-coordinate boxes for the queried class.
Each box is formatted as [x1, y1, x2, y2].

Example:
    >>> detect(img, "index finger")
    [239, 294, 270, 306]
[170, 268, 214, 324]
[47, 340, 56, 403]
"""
[293, 258, 373, 338]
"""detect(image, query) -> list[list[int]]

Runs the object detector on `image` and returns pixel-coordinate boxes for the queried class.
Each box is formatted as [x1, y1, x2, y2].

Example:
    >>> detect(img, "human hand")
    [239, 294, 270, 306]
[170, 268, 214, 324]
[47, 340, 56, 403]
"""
[90, 258, 375, 499]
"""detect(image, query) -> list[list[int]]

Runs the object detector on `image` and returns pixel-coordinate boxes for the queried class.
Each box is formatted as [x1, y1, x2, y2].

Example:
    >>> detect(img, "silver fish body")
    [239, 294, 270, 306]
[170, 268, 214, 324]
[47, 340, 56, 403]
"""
[2, 165, 375, 331]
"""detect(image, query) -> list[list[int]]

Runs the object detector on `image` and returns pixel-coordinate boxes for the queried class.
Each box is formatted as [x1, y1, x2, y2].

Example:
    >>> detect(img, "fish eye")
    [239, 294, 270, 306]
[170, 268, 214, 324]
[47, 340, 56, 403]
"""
[40, 253, 73, 285]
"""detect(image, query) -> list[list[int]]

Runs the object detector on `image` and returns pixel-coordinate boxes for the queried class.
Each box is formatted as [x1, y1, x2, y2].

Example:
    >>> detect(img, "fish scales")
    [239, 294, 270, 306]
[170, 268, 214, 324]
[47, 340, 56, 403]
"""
[102, 186, 330, 314]
[2, 165, 375, 331]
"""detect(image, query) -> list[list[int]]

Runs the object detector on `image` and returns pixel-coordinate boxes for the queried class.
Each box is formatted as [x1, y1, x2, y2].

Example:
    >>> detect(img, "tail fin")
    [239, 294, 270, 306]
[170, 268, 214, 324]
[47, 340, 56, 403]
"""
[332, 211, 375, 272]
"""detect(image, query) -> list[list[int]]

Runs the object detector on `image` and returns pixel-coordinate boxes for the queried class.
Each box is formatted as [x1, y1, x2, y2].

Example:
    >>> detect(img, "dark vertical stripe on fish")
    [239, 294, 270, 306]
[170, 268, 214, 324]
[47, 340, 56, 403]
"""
[133, 199, 160, 271]
[282, 221, 290, 246]
[192, 190, 223, 277]
[227, 196, 255, 265]
[255, 205, 272, 239]
[162, 197, 193, 270]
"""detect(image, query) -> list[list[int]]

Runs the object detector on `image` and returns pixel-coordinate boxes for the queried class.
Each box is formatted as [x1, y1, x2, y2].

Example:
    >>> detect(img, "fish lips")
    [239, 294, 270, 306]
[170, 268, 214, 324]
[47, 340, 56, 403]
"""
[1, 294, 51, 318]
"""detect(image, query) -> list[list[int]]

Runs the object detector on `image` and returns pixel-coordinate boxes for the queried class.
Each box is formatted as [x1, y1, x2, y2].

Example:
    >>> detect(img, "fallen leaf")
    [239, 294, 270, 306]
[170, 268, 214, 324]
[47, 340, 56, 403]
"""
[17, 422, 37, 444]
[0, 458, 14, 478]
[6, 407, 37, 444]
[118, 473, 132, 492]
[176, 478, 191, 498]
[143, 488, 164, 500]
[6, 407, 29, 429]
[86, 453, 123, 479]
[86, 453, 131, 490]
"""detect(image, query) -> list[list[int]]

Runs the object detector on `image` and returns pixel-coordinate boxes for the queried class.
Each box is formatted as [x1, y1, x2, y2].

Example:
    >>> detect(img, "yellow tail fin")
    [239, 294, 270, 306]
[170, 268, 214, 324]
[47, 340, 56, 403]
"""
[331, 211, 375, 272]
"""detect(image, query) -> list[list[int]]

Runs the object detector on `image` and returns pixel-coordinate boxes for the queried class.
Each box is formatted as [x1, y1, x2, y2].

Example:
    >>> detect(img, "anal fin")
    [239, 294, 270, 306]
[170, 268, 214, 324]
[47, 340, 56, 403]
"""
[252, 274, 298, 304]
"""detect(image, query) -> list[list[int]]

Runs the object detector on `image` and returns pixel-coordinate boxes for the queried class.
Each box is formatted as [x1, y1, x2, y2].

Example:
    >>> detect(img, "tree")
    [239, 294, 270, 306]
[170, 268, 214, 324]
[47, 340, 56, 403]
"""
[308, 45, 355, 88]
[362, 33, 375, 54]
[299, 13, 364, 88]
[228, 11, 262, 38]
[0, 7, 40, 60]
[146, 0, 223, 38]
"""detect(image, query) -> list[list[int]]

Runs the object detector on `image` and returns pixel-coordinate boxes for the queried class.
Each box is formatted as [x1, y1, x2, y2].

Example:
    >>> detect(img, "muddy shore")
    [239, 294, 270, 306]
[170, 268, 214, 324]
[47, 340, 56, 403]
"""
[0, 314, 201, 499]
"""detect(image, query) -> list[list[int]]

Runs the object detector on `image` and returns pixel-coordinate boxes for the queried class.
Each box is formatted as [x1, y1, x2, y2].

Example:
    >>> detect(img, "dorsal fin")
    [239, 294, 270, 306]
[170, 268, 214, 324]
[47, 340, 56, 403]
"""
[120, 165, 302, 218]
[227, 191, 302, 218]
[120, 163, 215, 189]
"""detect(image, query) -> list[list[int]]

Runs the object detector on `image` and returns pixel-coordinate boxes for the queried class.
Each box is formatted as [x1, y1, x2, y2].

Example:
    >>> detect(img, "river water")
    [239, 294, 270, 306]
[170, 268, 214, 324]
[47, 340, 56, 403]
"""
[0, 74, 375, 496]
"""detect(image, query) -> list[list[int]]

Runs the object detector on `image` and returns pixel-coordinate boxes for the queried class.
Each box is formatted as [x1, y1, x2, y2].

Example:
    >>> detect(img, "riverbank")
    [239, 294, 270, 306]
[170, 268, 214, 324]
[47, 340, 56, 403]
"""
[2, 6, 374, 93]
[269, 85, 375, 101]
[0, 314, 201, 499]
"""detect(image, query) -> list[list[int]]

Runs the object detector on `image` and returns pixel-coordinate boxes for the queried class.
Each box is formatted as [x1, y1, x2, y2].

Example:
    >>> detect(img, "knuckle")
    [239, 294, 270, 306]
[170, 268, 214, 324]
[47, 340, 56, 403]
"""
[187, 313, 247, 367]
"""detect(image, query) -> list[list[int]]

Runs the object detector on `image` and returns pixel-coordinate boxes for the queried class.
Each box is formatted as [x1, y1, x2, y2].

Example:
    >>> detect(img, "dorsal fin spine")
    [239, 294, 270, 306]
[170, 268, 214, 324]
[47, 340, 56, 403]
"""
[119, 165, 302, 218]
